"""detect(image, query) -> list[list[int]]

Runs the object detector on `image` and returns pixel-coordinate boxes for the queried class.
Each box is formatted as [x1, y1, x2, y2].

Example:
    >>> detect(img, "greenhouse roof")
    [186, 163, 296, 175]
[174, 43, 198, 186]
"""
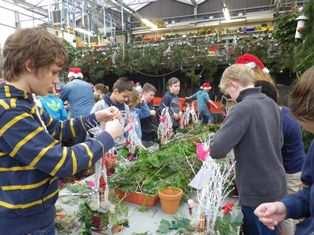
[122, 0, 207, 11]
[4, 0, 208, 12]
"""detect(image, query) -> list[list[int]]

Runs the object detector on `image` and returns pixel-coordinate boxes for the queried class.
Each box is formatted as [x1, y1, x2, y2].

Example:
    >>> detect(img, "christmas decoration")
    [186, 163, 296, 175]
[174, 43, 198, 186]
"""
[189, 134, 235, 234]
[158, 107, 174, 145]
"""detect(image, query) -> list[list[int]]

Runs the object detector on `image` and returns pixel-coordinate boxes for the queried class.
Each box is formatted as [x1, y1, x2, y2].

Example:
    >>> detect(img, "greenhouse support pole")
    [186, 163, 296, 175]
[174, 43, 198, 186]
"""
[121, 3, 125, 60]
[103, 6, 106, 37]
[121, 3, 124, 32]
[163, 76, 166, 93]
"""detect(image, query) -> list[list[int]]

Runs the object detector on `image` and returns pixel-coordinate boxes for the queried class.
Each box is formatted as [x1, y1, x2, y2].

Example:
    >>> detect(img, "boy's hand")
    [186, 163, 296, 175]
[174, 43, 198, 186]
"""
[208, 100, 218, 109]
[150, 110, 156, 116]
[105, 119, 123, 139]
[95, 107, 120, 123]
[254, 202, 287, 230]
[173, 112, 181, 120]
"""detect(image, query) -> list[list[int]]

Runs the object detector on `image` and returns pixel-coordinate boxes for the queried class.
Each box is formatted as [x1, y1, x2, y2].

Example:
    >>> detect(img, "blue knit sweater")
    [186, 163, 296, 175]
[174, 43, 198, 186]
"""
[0, 84, 114, 235]
[281, 106, 305, 173]
[282, 140, 314, 235]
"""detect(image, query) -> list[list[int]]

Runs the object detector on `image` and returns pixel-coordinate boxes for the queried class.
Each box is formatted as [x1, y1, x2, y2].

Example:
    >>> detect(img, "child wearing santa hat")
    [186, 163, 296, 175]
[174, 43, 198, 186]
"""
[186, 82, 217, 124]
[235, 53, 275, 85]
[67, 67, 84, 80]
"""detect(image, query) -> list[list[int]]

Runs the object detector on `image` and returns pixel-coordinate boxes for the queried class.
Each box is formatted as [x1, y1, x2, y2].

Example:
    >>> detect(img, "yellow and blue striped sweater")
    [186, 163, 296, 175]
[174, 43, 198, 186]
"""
[0, 84, 114, 235]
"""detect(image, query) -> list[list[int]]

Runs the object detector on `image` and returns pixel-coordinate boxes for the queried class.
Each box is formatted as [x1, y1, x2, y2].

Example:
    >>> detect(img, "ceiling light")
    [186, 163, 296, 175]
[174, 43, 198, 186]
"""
[141, 18, 158, 30]
[222, 4, 231, 21]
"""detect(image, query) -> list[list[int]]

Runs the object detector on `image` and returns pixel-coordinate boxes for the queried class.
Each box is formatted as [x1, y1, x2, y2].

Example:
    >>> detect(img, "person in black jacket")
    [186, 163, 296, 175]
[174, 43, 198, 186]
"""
[211, 64, 286, 235]
[138, 83, 157, 147]
[159, 77, 181, 130]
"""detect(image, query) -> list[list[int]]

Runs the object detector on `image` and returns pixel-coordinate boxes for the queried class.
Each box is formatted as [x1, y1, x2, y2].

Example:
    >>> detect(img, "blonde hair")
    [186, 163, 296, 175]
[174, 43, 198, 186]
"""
[128, 89, 141, 108]
[253, 68, 275, 85]
[219, 64, 255, 94]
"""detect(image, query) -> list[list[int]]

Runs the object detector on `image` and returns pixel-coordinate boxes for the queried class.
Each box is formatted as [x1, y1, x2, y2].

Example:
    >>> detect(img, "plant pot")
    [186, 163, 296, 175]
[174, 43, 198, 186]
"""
[115, 189, 159, 208]
[158, 187, 183, 214]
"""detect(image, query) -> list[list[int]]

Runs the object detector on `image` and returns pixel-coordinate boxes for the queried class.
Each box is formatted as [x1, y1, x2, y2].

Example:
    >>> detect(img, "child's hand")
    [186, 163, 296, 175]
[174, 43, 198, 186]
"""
[105, 119, 123, 139]
[208, 100, 218, 109]
[254, 202, 287, 230]
[95, 107, 120, 122]
[150, 110, 156, 116]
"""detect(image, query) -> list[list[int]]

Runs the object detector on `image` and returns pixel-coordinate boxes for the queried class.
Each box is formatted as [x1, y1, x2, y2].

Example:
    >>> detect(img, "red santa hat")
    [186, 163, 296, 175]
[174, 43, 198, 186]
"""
[201, 82, 212, 90]
[68, 67, 83, 79]
[235, 53, 270, 74]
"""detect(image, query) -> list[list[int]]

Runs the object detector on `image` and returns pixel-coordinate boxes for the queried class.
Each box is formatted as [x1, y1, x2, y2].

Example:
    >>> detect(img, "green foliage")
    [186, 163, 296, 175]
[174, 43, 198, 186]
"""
[110, 125, 218, 196]
[63, 40, 82, 67]
[78, 197, 128, 234]
[66, 182, 90, 194]
[215, 214, 242, 235]
[78, 202, 94, 235]
[302, 130, 314, 152]
[215, 205, 243, 235]
[273, 12, 298, 72]
[295, 0, 314, 72]
[157, 217, 194, 234]
[64, 42, 217, 84]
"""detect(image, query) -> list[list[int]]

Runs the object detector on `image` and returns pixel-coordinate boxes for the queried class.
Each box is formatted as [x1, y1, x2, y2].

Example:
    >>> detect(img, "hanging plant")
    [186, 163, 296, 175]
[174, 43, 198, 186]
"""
[295, 0, 314, 72]
[272, 12, 298, 72]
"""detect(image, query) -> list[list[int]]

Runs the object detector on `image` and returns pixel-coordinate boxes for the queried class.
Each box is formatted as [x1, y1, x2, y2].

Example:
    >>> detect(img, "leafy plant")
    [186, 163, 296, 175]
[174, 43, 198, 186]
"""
[302, 129, 314, 152]
[66, 182, 90, 194]
[295, 0, 314, 72]
[78, 202, 94, 235]
[110, 125, 218, 196]
[272, 12, 298, 72]
[215, 212, 243, 235]
[157, 217, 194, 234]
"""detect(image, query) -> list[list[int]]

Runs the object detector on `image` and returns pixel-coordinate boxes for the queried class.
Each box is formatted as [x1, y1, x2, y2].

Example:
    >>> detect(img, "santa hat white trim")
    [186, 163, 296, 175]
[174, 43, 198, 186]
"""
[263, 67, 270, 74]
[68, 72, 83, 78]
[245, 62, 270, 74]
[245, 62, 256, 69]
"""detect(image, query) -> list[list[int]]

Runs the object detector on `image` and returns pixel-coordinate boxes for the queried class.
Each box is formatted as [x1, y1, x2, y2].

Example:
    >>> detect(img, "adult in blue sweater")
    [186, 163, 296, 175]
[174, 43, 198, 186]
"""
[255, 67, 314, 235]
[255, 80, 306, 235]
[60, 67, 95, 118]
[0, 28, 123, 235]
[255, 80, 305, 185]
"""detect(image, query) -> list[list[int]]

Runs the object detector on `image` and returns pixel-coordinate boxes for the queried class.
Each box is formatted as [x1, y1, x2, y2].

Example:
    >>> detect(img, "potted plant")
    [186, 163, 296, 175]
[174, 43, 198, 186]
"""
[158, 187, 183, 214]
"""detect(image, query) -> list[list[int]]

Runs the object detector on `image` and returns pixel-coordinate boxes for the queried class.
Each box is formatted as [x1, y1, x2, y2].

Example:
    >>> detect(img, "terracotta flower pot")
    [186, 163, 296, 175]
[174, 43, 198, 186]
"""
[115, 190, 159, 207]
[158, 187, 183, 214]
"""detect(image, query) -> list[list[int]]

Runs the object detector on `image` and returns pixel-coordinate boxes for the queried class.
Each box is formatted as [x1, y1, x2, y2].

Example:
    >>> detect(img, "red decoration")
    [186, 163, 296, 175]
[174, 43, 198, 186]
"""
[221, 201, 235, 215]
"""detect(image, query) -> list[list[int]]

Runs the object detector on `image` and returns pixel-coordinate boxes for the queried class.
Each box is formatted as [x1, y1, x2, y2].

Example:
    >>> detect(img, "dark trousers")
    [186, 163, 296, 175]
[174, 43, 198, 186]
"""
[242, 206, 278, 235]
[199, 111, 213, 124]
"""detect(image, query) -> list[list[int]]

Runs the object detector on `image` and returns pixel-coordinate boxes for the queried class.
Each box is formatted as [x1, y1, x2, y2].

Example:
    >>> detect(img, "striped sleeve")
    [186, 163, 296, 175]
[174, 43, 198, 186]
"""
[40, 108, 99, 144]
[1, 109, 114, 178]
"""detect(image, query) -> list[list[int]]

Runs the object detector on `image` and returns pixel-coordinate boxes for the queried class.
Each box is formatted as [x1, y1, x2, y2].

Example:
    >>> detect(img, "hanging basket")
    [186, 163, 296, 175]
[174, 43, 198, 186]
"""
[158, 187, 183, 214]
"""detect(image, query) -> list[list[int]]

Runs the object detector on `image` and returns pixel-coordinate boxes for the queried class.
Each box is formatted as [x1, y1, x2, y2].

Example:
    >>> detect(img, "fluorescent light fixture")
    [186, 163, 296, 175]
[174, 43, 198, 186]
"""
[222, 4, 231, 21]
[141, 18, 158, 30]
[74, 27, 94, 36]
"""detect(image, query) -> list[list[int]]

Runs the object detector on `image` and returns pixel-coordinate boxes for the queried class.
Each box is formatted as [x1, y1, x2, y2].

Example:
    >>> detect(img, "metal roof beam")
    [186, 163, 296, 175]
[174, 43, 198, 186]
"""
[190, 0, 197, 6]
[9, 0, 48, 17]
